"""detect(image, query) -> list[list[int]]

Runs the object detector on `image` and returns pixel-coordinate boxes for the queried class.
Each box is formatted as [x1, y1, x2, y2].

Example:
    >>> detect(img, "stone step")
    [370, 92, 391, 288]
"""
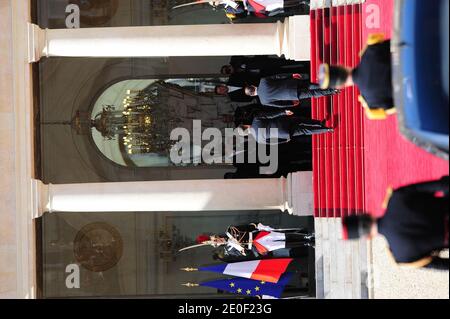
[314, 217, 370, 299]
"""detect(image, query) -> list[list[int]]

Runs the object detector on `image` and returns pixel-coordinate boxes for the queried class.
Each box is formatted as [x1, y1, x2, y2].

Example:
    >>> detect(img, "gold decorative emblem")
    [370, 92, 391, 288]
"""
[73, 222, 123, 272]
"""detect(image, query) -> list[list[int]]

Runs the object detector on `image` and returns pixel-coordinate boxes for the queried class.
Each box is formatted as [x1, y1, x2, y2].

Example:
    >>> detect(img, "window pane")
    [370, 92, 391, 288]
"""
[91, 78, 233, 168]
[37, 0, 290, 29]
[41, 211, 314, 298]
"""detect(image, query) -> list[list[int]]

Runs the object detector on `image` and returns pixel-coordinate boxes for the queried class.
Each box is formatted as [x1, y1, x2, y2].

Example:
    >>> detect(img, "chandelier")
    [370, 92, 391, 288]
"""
[91, 86, 181, 155]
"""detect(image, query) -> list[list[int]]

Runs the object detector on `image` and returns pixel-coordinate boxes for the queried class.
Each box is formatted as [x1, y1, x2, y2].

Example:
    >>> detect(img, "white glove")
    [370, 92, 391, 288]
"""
[221, 0, 239, 9]
[257, 223, 274, 232]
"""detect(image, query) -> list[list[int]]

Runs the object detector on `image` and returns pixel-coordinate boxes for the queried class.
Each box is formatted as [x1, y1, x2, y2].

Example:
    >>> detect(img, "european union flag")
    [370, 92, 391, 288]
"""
[200, 273, 293, 299]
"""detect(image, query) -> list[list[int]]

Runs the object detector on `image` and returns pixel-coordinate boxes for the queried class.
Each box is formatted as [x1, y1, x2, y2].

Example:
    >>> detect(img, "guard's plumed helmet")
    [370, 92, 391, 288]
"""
[342, 214, 374, 240]
[319, 64, 350, 89]
[196, 235, 211, 244]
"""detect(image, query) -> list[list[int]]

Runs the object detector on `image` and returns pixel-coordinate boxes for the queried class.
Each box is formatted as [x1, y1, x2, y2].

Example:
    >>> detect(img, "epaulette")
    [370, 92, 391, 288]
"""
[382, 186, 394, 209]
[386, 244, 436, 269]
[358, 95, 396, 120]
[367, 33, 386, 45]
[359, 33, 386, 57]
[319, 64, 330, 89]
[398, 256, 434, 269]
[359, 96, 387, 120]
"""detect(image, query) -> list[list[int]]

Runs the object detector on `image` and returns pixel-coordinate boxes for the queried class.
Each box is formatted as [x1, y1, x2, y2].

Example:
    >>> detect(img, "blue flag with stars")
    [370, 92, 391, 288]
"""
[200, 273, 293, 299]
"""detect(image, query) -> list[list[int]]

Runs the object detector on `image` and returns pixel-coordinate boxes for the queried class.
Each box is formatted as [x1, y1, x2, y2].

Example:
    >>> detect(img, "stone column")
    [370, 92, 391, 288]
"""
[31, 177, 295, 217]
[28, 16, 310, 62]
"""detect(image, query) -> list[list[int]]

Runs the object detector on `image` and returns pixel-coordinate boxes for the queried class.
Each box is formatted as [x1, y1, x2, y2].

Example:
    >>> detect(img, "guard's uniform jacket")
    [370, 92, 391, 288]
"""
[378, 177, 449, 270]
[224, 0, 284, 18]
[224, 224, 313, 255]
[223, 1, 248, 19]
[224, 0, 308, 19]
[245, 0, 284, 17]
[352, 34, 396, 120]
[229, 56, 309, 78]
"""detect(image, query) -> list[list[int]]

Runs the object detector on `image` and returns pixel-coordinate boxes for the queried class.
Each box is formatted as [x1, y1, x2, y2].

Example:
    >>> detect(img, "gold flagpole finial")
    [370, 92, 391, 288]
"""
[180, 267, 199, 272]
[182, 283, 200, 287]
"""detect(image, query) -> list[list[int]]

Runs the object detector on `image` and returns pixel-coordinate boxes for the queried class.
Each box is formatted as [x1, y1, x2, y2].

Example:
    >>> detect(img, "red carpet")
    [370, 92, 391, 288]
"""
[311, 4, 365, 218]
[311, 1, 449, 218]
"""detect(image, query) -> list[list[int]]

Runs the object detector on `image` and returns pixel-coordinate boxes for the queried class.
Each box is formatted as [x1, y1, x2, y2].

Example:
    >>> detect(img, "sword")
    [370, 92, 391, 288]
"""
[178, 239, 227, 252]
[172, 0, 240, 10]
[172, 0, 211, 10]
[271, 228, 309, 232]
[178, 242, 214, 252]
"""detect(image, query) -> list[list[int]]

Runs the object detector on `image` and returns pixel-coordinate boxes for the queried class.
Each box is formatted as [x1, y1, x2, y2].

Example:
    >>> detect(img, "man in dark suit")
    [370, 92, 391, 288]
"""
[215, 84, 255, 103]
[225, 149, 312, 179]
[226, 105, 312, 178]
[244, 74, 339, 108]
[237, 109, 333, 145]
[222, 56, 310, 77]
[342, 176, 449, 270]
[221, 56, 310, 87]
[226, 73, 261, 88]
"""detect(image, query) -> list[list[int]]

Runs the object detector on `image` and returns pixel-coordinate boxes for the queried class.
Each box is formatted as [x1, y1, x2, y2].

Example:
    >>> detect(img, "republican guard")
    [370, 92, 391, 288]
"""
[318, 33, 396, 120]
[342, 176, 449, 270]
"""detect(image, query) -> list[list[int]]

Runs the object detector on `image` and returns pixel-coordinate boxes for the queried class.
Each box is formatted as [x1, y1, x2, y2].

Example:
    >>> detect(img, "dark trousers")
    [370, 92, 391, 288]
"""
[290, 117, 331, 136]
[284, 0, 310, 8]
[282, 0, 310, 16]
[297, 83, 338, 99]
[269, 234, 314, 249]
[284, 233, 314, 248]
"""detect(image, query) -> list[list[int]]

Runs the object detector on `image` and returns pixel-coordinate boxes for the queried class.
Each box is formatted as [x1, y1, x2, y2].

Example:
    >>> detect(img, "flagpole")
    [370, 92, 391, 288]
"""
[181, 267, 199, 272]
[182, 283, 200, 287]
[281, 295, 312, 299]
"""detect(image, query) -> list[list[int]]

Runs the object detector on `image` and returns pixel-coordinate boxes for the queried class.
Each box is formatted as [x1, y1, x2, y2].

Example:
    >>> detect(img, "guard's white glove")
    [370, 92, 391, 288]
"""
[226, 232, 246, 255]
[257, 223, 274, 232]
[221, 0, 239, 9]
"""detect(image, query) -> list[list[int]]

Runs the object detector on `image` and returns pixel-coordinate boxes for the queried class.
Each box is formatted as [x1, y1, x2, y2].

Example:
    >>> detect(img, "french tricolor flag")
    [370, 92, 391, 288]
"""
[199, 259, 293, 283]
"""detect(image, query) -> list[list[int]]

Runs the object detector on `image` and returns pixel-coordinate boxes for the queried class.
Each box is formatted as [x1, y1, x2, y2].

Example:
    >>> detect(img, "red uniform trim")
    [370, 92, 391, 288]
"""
[247, 0, 266, 13]
[253, 231, 270, 255]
